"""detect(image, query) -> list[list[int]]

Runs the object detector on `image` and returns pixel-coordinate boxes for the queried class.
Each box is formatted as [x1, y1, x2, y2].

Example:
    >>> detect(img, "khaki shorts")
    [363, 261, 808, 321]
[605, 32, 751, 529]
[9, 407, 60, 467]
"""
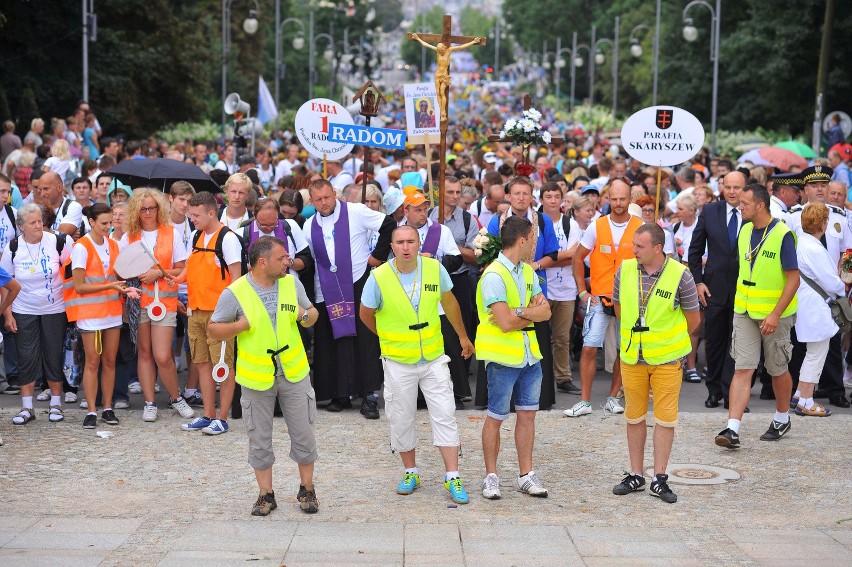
[139, 309, 177, 327]
[188, 309, 235, 366]
[731, 312, 795, 377]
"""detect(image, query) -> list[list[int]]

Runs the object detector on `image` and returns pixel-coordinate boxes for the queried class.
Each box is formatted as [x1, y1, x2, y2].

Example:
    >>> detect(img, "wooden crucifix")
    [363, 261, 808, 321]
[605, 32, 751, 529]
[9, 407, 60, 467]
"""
[488, 93, 564, 174]
[408, 15, 485, 222]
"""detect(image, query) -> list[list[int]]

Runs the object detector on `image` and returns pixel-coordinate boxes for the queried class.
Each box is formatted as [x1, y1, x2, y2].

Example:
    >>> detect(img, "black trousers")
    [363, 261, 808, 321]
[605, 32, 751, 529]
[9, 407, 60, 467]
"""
[789, 328, 844, 396]
[703, 300, 735, 398]
[450, 272, 476, 375]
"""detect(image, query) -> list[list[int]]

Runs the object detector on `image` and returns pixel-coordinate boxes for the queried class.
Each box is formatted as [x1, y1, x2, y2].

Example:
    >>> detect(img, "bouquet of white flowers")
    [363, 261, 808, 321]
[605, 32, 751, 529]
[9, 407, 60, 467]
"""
[498, 107, 553, 146]
[472, 228, 502, 265]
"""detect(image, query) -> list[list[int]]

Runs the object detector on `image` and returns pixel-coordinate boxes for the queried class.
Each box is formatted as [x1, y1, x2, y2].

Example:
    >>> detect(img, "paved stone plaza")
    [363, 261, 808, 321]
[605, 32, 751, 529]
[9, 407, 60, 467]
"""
[1, 378, 850, 566]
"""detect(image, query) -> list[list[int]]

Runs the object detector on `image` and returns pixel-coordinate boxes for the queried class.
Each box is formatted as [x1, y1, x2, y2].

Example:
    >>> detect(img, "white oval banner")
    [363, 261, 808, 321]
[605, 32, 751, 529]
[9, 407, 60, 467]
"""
[621, 106, 705, 167]
[295, 98, 354, 160]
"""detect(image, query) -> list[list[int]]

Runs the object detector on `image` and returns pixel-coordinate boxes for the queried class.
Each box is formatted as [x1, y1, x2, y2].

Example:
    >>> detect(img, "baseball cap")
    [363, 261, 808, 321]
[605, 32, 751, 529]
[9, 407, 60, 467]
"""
[404, 191, 428, 208]
[382, 187, 405, 213]
[581, 185, 600, 195]
[483, 152, 498, 164]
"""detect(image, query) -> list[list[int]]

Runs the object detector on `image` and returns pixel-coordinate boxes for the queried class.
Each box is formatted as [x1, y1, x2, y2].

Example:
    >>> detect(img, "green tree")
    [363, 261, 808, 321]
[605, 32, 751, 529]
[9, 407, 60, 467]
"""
[0, 88, 10, 125]
[400, 7, 446, 73]
[373, 0, 403, 32]
[17, 86, 40, 133]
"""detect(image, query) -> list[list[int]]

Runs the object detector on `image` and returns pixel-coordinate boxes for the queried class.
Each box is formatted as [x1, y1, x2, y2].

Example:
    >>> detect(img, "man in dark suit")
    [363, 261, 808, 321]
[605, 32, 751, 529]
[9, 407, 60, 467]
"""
[688, 171, 746, 408]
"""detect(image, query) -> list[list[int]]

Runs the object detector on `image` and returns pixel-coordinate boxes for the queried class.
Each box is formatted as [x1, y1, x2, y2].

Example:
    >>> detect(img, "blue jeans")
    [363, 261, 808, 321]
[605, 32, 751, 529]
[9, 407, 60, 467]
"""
[486, 362, 542, 420]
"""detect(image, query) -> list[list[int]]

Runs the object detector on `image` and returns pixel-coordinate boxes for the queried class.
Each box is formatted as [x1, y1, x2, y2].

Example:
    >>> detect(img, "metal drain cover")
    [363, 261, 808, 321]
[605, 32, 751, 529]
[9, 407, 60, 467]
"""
[644, 464, 741, 485]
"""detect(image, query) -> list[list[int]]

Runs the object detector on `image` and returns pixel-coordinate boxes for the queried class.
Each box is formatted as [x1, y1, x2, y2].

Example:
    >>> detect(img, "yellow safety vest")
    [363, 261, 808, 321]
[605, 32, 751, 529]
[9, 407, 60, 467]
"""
[373, 258, 444, 364]
[230, 275, 310, 390]
[475, 261, 542, 365]
[619, 258, 692, 365]
[734, 221, 797, 319]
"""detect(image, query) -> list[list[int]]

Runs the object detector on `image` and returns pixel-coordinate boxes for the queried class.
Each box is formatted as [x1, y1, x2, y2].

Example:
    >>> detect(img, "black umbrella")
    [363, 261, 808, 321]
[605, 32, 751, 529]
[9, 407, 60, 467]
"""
[108, 158, 220, 193]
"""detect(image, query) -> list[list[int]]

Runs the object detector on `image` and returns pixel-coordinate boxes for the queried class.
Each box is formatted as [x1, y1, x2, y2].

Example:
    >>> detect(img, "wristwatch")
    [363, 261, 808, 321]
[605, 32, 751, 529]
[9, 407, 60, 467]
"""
[514, 307, 524, 317]
[300, 310, 310, 323]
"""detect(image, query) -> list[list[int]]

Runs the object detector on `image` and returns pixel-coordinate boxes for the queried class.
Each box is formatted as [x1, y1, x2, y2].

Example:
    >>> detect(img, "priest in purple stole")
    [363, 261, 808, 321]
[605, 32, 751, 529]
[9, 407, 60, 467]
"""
[304, 180, 396, 418]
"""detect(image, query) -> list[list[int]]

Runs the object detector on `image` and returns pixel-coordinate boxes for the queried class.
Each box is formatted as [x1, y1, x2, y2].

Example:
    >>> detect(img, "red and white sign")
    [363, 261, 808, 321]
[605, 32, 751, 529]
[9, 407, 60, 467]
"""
[621, 105, 705, 167]
[294, 98, 354, 160]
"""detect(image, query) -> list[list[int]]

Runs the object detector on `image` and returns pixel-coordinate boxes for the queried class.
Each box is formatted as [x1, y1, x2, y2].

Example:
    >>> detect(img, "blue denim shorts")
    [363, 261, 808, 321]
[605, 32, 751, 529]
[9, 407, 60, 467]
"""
[486, 362, 543, 420]
[582, 300, 620, 349]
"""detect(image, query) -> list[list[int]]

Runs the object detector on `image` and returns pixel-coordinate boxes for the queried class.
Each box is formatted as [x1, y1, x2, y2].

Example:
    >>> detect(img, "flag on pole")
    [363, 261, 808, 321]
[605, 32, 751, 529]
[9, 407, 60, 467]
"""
[257, 76, 278, 125]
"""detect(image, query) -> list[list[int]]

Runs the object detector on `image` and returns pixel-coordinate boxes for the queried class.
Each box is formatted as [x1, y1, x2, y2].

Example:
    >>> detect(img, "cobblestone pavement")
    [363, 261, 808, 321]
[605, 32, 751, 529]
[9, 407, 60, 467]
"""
[0, 375, 851, 566]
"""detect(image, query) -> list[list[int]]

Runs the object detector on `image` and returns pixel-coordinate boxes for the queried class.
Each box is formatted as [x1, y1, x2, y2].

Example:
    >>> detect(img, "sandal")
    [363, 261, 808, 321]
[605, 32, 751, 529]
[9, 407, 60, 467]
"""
[795, 402, 831, 417]
[12, 408, 35, 425]
[48, 405, 64, 423]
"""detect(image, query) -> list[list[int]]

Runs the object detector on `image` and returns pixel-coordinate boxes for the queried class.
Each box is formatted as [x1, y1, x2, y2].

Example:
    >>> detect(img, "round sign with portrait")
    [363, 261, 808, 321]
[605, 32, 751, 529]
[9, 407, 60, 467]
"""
[621, 106, 706, 167]
[295, 98, 354, 160]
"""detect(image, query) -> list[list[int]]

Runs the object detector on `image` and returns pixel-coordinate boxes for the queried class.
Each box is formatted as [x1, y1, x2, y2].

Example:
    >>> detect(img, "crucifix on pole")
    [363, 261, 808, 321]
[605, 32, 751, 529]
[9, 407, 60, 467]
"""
[408, 15, 485, 223]
[488, 93, 564, 172]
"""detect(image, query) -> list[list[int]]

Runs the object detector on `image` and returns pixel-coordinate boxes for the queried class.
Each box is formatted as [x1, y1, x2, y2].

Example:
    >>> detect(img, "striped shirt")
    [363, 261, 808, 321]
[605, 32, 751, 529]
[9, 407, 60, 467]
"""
[612, 260, 700, 313]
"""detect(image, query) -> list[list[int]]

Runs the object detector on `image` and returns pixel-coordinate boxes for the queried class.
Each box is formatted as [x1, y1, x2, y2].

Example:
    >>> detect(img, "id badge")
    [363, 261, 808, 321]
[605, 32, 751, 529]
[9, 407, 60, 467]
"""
[639, 315, 646, 328]
[600, 244, 612, 254]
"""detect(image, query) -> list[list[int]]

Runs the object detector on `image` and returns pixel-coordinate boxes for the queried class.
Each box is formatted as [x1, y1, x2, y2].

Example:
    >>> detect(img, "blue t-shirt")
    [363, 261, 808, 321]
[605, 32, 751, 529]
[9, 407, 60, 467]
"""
[748, 219, 797, 271]
[487, 210, 559, 296]
[361, 256, 453, 311]
[0, 265, 11, 287]
[82, 128, 98, 157]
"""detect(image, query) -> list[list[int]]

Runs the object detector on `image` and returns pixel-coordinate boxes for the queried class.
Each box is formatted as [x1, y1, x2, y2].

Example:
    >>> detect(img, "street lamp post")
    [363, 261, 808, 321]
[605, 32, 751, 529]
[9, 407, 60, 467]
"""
[629, 24, 656, 107]
[82, 0, 96, 102]
[274, 1, 307, 111]
[554, 37, 573, 110]
[653, 0, 661, 105]
[310, 29, 335, 99]
[570, 32, 591, 112]
[488, 19, 508, 78]
[587, 25, 613, 108]
[222, 0, 260, 137]
[683, 0, 721, 155]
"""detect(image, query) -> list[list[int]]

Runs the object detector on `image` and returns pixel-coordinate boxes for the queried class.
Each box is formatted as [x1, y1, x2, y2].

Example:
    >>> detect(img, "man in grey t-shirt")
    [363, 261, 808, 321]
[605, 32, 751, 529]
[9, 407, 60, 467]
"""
[209, 236, 320, 517]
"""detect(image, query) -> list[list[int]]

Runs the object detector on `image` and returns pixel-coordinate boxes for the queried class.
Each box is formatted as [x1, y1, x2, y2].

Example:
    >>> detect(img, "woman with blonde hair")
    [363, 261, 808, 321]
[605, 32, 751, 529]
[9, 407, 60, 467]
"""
[42, 138, 74, 182]
[119, 188, 194, 423]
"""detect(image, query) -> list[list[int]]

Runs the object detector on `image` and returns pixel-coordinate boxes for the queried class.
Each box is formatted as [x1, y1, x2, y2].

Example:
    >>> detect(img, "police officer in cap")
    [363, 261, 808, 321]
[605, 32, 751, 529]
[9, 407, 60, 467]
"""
[768, 173, 802, 219]
[786, 165, 852, 409]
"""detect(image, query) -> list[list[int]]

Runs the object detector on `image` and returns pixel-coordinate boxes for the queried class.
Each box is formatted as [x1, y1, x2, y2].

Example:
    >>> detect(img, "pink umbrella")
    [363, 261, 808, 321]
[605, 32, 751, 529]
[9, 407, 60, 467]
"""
[829, 143, 852, 161]
[758, 146, 807, 171]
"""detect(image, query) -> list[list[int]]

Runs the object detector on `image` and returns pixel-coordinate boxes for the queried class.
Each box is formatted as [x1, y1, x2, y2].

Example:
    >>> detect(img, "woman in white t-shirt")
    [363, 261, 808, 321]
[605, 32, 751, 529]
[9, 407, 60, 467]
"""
[120, 189, 193, 423]
[1, 204, 73, 424]
[69, 203, 141, 428]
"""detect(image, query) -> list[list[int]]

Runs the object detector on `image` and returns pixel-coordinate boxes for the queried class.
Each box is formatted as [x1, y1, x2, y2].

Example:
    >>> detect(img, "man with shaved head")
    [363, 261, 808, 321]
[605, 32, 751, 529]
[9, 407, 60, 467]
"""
[39, 171, 82, 237]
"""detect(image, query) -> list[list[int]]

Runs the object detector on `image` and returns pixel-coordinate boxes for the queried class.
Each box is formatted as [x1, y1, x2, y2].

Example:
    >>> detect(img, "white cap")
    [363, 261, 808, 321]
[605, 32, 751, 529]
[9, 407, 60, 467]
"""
[483, 152, 498, 164]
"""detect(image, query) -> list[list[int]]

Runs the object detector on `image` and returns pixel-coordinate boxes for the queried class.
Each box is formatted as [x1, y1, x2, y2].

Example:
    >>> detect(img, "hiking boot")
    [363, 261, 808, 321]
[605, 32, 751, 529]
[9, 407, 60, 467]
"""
[297, 485, 319, 514]
[649, 474, 677, 503]
[251, 490, 277, 516]
[360, 397, 379, 419]
[715, 428, 740, 449]
[612, 473, 646, 495]
[396, 472, 420, 495]
[759, 419, 791, 441]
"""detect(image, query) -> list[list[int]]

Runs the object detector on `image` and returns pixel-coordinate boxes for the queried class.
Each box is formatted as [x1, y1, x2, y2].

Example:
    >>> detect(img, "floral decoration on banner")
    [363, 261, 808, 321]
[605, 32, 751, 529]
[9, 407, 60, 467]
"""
[498, 107, 553, 146]
[473, 228, 502, 265]
[515, 163, 535, 177]
[841, 249, 852, 283]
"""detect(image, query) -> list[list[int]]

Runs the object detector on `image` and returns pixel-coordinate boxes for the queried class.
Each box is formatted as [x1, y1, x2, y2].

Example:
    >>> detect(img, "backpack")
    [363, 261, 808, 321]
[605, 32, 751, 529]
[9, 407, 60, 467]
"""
[191, 226, 247, 279]
[10, 232, 68, 263]
[428, 207, 472, 235]
[240, 218, 294, 254]
[3, 205, 19, 240]
[561, 214, 571, 242]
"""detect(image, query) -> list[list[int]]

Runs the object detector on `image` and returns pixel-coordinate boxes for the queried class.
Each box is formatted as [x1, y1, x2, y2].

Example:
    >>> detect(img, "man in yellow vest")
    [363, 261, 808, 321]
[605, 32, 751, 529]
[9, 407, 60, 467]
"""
[180, 191, 243, 435]
[716, 184, 799, 449]
[208, 236, 320, 516]
[612, 223, 700, 504]
[476, 216, 552, 500]
[360, 225, 474, 504]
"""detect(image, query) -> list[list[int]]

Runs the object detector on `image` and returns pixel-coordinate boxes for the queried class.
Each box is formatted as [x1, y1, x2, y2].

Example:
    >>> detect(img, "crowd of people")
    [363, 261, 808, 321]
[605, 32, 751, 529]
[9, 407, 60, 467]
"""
[1, 95, 851, 514]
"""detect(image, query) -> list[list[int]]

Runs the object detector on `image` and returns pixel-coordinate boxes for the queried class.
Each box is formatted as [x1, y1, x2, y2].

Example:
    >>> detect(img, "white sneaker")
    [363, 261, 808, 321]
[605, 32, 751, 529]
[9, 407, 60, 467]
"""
[64, 391, 77, 403]
[843, 368, 852, 388]
[171, 397, 195, 419]
[128, 382, 142, 394]
[79, 400, 88, 409]
[482, 473, 501, 500]
[142, 404, 158, 422]
[564, 401, 592, 417]
[517, 471, 548, 497]
[155, 383, 161, 393]
[114, 399, 130, 410]
[36, 389, 52, 401]
[604, 396, 625, 414]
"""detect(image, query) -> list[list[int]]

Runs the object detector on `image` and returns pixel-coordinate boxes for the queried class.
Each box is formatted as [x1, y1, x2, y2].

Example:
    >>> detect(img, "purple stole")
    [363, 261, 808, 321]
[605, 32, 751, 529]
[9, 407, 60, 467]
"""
[249, 220, 288, 252]
[420, 221, 441, 257]
[311, 201, 357, 338]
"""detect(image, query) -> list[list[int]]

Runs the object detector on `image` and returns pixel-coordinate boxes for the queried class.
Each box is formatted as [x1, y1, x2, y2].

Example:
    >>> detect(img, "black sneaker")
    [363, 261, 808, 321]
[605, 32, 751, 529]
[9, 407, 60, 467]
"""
[82, 414, 97, 429]
[1, 384, 20, 395]
[325, 398, 352, 412]
[612, 473, 646, 495]
[557, 381, 581, 394]
[360, 397, 379, 419]
[297, 485, 319, 513]
[101, 409, 120, 425]
[184, 392, 204, 407]
[759, 419, 791, 441]
[715, 428, 740, 449]
[649, 474, 677, 503]
[251, 490, 277, 516]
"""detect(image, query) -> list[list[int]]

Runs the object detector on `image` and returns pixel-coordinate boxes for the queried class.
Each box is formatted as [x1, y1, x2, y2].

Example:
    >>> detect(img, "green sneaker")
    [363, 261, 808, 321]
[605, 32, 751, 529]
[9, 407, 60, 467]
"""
[396, 472, 420, 495]
[444, 477, 469, 504]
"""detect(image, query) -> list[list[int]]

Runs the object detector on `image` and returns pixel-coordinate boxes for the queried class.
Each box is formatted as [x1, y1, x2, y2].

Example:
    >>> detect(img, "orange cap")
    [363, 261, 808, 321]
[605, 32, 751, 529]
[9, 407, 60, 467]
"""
[404, 191, 428, 207]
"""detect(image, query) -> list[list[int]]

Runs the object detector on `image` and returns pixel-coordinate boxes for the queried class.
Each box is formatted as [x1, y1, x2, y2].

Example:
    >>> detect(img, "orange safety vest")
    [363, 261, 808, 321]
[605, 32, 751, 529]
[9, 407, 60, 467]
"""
[63, 236, 123, 323]
[186, 225, 232, 311]
[589, 215, 643, 297]
[129, 225, 179, 312]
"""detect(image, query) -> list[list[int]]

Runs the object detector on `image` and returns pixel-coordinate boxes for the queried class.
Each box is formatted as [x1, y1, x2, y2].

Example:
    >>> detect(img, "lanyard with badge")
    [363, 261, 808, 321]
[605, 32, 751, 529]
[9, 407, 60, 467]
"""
[626, 258, 668, 353]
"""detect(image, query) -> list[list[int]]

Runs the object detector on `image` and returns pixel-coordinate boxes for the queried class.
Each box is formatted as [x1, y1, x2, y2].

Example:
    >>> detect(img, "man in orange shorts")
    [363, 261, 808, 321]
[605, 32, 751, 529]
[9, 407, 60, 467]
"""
[611, 223, 700, 504]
